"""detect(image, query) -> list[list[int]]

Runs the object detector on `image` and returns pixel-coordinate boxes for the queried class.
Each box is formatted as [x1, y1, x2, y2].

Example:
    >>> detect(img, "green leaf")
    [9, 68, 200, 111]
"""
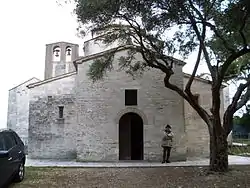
[87, 53, 114, 82]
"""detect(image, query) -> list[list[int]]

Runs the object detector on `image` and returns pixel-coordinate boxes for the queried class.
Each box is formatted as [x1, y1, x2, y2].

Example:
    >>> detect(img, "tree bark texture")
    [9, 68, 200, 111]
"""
[209, 124, 229, 172]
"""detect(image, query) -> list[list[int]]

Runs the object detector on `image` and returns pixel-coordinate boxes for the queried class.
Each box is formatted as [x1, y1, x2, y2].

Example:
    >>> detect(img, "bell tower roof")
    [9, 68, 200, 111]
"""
[46, 41, 79, 46]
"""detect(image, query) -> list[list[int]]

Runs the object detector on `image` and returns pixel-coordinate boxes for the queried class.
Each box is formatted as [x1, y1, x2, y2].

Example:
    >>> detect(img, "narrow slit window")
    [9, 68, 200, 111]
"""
[48, 96, 52, 101]
[58, 106, 64, 119]
[125, 89, 137, 106]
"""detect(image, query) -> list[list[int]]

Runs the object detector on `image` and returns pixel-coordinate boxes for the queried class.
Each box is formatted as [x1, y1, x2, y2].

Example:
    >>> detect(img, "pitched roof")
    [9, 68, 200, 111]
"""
[27, 72, 76, 89]
[74, 45, 186, 66]
[9, 77, 41, 91]
[46, 41, 79, 46]
[183, 73, 228, 88]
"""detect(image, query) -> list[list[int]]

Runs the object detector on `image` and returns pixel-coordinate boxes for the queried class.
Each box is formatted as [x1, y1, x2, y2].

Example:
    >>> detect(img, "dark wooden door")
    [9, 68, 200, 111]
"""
[119, 113, 144, 160]
[119, 114, 131, 160]
[131, 114, 144, 160]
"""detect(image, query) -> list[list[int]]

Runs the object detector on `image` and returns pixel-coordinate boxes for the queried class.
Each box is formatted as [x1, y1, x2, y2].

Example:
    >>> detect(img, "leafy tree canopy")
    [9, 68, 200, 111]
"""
[74, 0, 250, 75]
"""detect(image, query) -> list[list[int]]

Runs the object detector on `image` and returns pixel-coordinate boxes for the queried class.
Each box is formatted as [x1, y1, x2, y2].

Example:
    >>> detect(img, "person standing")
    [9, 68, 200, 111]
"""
[161, 124, 174, 163]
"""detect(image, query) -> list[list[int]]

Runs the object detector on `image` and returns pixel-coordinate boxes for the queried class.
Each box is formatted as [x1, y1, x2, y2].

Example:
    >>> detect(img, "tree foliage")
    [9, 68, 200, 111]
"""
[234, 105, 250, 126]
[71, 0, 250, 172]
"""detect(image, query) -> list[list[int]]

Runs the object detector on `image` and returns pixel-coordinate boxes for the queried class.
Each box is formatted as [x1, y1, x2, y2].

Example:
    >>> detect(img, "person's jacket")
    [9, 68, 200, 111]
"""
[161, 131, 174, 147]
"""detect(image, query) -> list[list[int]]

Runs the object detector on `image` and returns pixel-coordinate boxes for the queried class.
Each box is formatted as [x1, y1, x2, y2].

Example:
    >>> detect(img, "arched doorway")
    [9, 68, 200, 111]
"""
[119, 112, 144, 160]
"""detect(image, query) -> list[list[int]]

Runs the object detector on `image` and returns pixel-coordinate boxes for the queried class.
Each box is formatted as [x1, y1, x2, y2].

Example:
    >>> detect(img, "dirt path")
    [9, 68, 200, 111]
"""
[10, 166, 250, 188]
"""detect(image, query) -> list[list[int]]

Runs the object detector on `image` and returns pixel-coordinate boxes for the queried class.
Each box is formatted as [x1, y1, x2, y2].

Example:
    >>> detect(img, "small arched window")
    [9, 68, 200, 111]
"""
[66, 46, 72, 62]
[53, 46, 61, 61]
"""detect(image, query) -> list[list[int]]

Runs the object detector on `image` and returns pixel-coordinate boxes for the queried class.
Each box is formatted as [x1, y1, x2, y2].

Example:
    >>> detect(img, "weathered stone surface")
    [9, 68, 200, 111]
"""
[7, 78, 40, 146]
[54, 63, 66, 77]
[75, 50, 186, 162]
[28, 74, 77, 159]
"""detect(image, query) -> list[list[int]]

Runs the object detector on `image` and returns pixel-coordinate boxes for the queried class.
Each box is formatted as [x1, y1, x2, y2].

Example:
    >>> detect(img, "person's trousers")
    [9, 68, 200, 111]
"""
[162, 146, 171, 161]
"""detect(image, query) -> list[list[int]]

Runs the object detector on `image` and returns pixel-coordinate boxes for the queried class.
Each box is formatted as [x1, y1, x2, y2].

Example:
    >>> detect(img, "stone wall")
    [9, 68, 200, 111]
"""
[28, 73, 77, 159]
[53, 63, 67, 77]
[84, 38, 120, 56]
[223, 86, 230, 112]
[7, 78, 40, 146]
[75, 49, 187, 162]
[183, 75, 227, 158]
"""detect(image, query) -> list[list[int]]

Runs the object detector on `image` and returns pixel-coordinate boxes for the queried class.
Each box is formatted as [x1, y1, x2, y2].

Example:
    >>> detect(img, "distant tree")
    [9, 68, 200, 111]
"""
[233, 115, 241, 125]
[67, 0, 250, 172]
[234, 105, 250, 127]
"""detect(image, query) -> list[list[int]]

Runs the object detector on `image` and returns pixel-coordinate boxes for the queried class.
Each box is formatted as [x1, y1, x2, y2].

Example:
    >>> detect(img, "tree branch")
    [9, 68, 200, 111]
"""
[185, 27, 205, 93]
[185, 1, 215, 80]
[223, 79, 250, 134]
[239, 11, 248, 48]
[179, 19, 236, 54]
[164, 74, 212, 127]
[188, 0, 204, 20]
[178, 18, 236, 54]
[122, 15, 171, 73]
[187, 0, 225, 128]
[228, 78, 250, 113]
[204, 22, 235, 53]
[236, 85, 250, 111]
[220, 48, 250, 81]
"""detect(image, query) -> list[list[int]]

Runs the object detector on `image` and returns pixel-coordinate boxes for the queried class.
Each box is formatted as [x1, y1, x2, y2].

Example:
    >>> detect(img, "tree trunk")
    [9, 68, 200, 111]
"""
[209, 126, 229, 172]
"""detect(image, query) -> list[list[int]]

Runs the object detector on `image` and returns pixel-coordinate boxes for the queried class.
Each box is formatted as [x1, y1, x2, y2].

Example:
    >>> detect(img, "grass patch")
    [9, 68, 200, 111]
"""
[233, 139, 250, 145]
[228, 145, 250, 156]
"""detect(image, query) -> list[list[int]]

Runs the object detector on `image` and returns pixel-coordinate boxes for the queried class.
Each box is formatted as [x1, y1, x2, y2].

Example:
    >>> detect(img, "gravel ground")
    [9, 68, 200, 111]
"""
[10, 166, 250, 188]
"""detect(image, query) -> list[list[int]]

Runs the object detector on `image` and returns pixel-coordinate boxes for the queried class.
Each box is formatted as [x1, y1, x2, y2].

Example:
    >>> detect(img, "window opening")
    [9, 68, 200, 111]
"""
[53, 46, 61, 61]
[58, 106, 64, 119]
[66, 46, 72, 62]
[125, 89, 138, 106]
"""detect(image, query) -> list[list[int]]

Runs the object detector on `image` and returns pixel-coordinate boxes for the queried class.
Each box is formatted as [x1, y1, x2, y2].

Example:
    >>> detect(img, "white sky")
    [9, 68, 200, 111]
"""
[0, 0, 83, 128]
[0, 1, 237, 129]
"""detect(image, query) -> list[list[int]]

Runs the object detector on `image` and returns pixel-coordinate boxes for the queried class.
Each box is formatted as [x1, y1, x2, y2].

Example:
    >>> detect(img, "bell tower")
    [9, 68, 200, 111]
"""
[44, 42, 79, 79]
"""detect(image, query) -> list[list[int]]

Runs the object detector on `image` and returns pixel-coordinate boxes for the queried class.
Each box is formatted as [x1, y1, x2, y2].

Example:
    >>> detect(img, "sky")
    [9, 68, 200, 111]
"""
[0, 0, 84, 128]
[0, 1, 237, 129]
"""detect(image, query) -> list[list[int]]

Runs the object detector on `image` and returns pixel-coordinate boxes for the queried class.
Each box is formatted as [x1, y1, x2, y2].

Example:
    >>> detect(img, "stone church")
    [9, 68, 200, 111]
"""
[7, 37, 230, 162]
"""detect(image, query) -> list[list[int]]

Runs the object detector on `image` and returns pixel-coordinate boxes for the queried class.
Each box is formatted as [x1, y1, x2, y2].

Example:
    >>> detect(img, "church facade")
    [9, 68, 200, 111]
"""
[7, 38, 230, 162]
